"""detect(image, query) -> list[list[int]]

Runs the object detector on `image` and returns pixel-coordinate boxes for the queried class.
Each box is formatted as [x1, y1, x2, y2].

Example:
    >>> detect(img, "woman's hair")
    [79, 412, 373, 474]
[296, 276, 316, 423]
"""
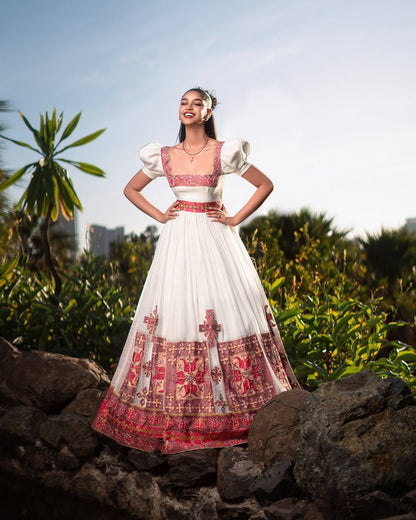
[178, 87, 218, 143]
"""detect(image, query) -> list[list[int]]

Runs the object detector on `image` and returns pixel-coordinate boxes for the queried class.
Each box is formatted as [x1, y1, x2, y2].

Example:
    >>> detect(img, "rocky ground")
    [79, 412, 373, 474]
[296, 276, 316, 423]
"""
[0, 337, 415, 519]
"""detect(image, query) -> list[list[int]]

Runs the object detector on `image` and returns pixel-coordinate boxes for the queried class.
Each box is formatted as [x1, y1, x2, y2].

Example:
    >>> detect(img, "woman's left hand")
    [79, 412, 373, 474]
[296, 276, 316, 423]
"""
[207, 206, 236, 226]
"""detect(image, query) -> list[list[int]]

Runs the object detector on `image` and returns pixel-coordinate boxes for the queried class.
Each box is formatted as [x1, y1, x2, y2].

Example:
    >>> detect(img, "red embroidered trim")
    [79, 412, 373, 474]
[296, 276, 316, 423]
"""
[118, 332, 145, 403]
[176, 200, 222, 213]
[92, 384, 251, 453]
[161, 142, 224, 187]
[92, 329, 297, 453]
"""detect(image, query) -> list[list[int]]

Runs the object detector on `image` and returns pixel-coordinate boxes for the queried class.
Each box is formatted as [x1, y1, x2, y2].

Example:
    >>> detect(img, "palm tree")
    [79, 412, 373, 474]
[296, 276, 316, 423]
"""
[0, 101, 14, 255]
[0, 109, 105, 294]
[361, 227, 416, 290]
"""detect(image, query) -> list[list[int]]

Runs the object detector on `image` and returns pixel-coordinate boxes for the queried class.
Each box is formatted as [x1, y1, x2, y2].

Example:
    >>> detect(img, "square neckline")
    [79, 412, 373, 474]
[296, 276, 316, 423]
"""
[161, 141, 224, 178]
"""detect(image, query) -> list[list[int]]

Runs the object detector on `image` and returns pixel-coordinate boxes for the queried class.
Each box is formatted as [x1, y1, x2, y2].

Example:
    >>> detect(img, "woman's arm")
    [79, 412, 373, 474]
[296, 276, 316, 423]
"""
[208, 165, 274, 226]
[124, 170, 179, 224]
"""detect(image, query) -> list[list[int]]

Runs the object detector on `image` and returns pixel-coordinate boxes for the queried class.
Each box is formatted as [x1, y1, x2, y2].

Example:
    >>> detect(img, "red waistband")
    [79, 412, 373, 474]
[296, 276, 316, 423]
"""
[177, 200, 223, 213]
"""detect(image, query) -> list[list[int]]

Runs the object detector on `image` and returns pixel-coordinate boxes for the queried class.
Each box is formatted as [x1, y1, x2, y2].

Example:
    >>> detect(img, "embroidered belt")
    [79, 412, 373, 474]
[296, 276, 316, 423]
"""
[177, 200, 223, 213]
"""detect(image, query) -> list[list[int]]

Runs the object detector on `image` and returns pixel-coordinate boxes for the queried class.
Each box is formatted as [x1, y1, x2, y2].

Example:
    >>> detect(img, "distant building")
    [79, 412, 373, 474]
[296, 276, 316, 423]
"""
[52, 211, 78, 261]
[405, 218, 416, 235]
[88, 224, 125, 256]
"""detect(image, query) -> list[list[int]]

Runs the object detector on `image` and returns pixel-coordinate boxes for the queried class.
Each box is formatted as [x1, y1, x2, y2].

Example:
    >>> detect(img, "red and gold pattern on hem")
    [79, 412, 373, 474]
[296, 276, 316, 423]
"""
[92, 322, 297, 453]
[92, 385, 254, 454]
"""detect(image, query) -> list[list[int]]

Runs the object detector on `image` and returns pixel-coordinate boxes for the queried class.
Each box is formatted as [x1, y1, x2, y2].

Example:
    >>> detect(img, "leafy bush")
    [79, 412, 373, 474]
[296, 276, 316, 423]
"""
[273, 290, 416, 395]
[0, 254, 134, 371]
[244, 218, 365, 309]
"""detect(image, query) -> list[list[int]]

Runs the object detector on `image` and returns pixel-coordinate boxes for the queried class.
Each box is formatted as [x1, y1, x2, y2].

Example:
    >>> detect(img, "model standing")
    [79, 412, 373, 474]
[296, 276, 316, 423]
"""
[92, 87, 298, 453]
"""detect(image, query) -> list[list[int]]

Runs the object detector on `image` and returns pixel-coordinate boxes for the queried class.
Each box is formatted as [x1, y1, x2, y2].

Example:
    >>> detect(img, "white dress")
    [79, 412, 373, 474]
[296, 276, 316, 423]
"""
[92, 139, 298, 453]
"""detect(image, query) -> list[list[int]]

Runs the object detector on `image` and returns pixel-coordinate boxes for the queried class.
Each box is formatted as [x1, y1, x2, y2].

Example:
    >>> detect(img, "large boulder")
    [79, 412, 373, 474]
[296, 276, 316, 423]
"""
[249, 388, 309, 466]
[0, 338, 109, 413]
[294, 371, 416, 499]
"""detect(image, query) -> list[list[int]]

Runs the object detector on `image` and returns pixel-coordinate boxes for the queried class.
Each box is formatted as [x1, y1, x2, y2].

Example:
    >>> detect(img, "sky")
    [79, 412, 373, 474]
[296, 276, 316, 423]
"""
[1, 0, 415, 248]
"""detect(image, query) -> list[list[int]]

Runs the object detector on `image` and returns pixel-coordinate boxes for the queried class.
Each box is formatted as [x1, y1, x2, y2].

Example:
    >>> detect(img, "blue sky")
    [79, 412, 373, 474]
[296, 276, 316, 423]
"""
[1, 0, 415, 245]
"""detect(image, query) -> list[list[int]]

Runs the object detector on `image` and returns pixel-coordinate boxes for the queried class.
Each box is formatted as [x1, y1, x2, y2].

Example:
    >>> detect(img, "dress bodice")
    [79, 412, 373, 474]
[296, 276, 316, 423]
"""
[139, 139, 251, 203]
[161, 141, 224, 202]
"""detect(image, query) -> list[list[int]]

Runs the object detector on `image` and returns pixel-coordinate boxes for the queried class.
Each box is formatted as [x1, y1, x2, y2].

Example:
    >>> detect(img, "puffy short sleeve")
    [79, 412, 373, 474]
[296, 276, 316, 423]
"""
[220, 138, 251, 176]
[139, 142, 164, 179]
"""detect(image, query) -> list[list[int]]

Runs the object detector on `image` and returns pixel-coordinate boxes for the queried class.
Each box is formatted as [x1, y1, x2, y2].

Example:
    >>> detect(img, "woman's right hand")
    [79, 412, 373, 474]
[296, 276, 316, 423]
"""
[160, 201, 180, 223]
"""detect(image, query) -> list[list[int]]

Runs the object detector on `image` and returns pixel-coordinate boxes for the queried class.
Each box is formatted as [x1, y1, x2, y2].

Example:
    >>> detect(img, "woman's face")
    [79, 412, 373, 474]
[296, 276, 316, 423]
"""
[179, 90, 212, 126]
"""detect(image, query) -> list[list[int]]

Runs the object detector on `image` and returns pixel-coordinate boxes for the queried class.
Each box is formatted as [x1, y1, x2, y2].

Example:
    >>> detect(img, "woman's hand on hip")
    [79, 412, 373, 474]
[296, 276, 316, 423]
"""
[207, 206, 236, 226]
[160, 201, 180, 223]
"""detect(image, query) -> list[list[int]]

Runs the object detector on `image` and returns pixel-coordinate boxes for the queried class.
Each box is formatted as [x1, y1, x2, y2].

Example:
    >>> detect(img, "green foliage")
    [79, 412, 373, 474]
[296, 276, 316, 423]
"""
[361, 227, 416, 285]
[110, 227, 159, 299]
[0, 254, 133, 372]
[246, 209, 416, 396]
[360, 227, 416, 323]
[244, 210, 365, 306]
[274, 293, 416, 395]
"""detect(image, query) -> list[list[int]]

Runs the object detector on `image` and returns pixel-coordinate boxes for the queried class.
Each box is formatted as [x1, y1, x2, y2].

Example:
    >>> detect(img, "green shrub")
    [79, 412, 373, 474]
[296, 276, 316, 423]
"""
[274, 291, 416, 395]
[0, 254, 134, 371]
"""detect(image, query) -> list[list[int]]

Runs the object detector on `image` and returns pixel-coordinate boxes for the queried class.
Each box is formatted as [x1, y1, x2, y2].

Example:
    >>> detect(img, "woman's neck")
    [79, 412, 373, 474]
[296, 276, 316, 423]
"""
[183, 125, 209, 147]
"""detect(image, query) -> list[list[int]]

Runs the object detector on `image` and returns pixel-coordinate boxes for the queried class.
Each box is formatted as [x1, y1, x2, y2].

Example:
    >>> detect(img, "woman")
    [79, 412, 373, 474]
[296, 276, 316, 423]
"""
[92, 87, 298, 454]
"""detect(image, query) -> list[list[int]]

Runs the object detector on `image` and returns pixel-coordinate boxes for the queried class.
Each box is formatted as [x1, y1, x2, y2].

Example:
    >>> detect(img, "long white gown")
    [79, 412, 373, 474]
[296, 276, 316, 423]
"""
[92, 139, 298, 453]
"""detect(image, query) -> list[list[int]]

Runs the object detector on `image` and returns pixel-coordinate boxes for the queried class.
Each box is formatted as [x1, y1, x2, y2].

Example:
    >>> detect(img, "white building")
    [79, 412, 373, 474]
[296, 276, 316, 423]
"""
[405, 218, 416, 235]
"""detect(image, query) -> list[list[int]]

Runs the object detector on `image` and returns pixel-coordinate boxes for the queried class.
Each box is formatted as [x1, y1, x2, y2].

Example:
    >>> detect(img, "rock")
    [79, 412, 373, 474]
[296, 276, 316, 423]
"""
[39, 414, 98, 457]
[303, 497, 337, 520]
[402, 489, 416, 512]
[217, 446, 263, 500]
[354, 490, 402, 519]
[249, 388, 309, 466]
[71, 463, 108, 504]
[64, 416, 99, 458]
[128, 449, 166, 471]
[0, 338, 20, 372]
[61, 388, 105, 418]
[0, 339, 110, 413]
[217, 446, 297, 502]
[264, 497, 309, 520]
[162, 449, 218, 489]
[0, 405, 46, 443]
[54, 446, 82, 470]
[379, 515, 416, 520]
[158, 486, 221, 520]
[24, 444, 54, 471]
[217, 497, 265, 520]
[39, 415, 66, 448]
[308, 488, 352, 520]
[294, 371, 416, 498]
[253, 458, 298, 502]
[110, 471, 154, 518]
[94, 444, 132, 473]
[2, 341, 416, 520]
